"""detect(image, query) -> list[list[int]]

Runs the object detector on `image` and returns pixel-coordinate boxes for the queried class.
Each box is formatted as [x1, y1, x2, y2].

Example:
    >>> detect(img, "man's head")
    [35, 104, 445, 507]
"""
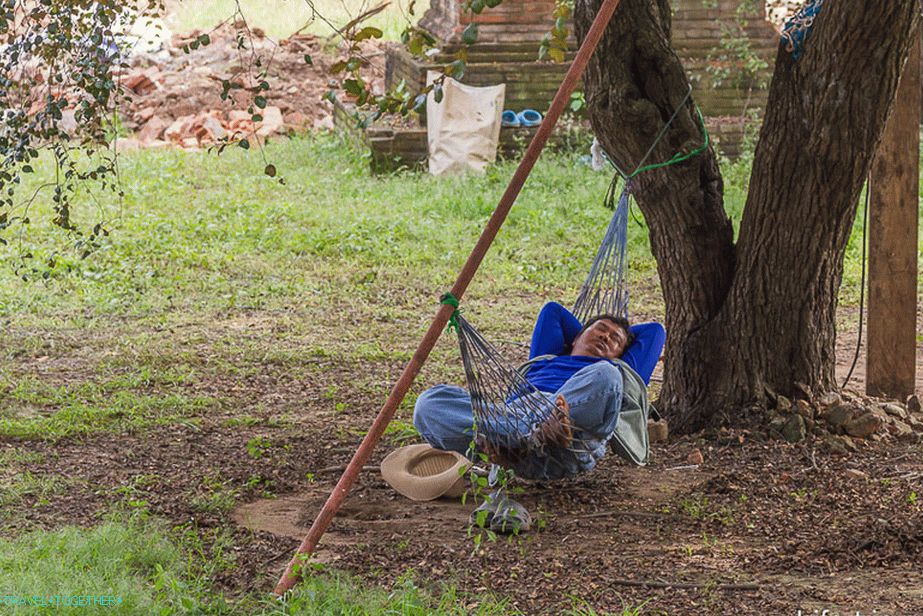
[568, 315, 633, 360]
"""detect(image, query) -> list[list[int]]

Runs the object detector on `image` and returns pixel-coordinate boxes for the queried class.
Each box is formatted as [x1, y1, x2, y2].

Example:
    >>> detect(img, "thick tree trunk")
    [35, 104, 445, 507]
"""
[574, 0, 920, 431]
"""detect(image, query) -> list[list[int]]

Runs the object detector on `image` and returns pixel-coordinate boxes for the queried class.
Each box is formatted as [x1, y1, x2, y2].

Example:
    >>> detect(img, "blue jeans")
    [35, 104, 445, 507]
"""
[413, 361, 623, 480]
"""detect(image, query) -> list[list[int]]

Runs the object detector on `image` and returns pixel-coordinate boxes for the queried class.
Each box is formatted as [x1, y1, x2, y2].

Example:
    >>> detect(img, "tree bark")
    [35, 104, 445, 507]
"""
[574, 0, 920, 431]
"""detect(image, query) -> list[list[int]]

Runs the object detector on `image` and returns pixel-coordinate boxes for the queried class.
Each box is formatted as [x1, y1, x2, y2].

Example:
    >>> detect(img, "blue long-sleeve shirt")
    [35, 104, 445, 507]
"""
[525, 302, 665, 393]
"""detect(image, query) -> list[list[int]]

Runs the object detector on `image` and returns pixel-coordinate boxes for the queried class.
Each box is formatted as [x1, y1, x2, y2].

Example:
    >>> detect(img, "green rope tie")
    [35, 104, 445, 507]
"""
[440, 292, 461, 333]
[629, 105, 710, 178]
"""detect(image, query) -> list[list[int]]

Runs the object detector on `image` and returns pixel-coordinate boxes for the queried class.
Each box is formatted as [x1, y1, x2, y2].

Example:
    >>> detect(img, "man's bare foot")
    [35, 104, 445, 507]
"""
[535, 395, 573, 449]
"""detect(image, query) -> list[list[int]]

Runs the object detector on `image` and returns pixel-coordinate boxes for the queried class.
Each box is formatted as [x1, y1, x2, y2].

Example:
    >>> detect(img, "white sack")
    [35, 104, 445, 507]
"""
[426, 73, 504, 177]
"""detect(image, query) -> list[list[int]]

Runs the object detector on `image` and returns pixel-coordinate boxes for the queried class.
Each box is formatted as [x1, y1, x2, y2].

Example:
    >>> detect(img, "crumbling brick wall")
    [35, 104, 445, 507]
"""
[420, 0, 566, 45]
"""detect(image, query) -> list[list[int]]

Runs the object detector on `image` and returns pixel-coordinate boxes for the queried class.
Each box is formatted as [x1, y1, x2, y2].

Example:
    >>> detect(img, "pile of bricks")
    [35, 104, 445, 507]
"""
[117, 23, 385, 150]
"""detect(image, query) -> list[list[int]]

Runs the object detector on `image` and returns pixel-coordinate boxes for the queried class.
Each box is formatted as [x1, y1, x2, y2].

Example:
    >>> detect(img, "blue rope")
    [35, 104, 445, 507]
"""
[781, 0, 824, 60]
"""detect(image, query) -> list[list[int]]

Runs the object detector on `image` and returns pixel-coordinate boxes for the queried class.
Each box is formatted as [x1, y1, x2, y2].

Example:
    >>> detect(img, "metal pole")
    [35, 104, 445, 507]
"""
[273, 0, 625, 595]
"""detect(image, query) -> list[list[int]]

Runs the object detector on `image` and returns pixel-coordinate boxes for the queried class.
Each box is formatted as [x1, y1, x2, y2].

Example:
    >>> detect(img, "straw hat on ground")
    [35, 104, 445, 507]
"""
[380, 444, 471, 501]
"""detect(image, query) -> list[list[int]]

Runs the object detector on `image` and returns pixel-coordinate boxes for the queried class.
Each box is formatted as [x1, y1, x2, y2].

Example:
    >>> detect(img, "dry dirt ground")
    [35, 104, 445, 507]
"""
[3, 301, 922, 615]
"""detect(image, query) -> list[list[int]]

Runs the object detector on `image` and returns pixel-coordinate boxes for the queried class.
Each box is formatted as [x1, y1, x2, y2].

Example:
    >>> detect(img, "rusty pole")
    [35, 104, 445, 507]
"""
[274, 0, 626, 595]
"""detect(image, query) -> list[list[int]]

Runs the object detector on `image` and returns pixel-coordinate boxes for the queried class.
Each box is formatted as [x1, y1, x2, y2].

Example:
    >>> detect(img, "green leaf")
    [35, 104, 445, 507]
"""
[462, 23, 478, 45]
[329, 61, 348, 74]
[198, 33, 210, 45]
[254, 95, 267, 109]
[447, 59, 466, 80]
[304, 54, 313, 65]
[239, 139, 250, 150]
[343, 79, 364, 97]
[538, 40, 549, 61]
[354, 26, 383, 41]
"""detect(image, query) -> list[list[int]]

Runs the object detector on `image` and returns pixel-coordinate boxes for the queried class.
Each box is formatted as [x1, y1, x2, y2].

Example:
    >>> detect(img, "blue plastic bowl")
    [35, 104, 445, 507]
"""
[517, 109, 543, 127]
[501, 110, 521, 127]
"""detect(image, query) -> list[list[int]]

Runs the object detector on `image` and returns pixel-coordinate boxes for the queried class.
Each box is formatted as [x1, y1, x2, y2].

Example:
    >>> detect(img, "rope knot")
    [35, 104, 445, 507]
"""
[440, 292, 461, 333]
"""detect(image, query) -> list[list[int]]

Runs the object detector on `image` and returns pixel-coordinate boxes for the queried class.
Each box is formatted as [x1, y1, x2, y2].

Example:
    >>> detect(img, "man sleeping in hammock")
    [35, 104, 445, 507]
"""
[413, 301, 665, 480]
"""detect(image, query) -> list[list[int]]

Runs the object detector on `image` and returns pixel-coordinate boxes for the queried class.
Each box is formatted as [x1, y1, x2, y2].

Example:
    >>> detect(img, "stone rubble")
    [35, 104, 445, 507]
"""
[686, 449, 705, 465]
[766, 390, 921, 449]
[115, 22, 385, 150]
[108, 2, 805, 151]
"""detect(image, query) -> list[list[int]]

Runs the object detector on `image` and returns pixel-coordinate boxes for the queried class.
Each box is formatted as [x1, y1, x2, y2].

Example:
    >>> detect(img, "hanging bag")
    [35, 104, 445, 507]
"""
[608, 358, 650, 465]
[426, 73, 505, 177]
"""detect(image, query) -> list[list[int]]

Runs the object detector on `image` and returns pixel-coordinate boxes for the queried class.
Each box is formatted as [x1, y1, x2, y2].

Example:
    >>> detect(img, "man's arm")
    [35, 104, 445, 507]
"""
[621, 322, 666, 385]
[529, 302, 583, 359]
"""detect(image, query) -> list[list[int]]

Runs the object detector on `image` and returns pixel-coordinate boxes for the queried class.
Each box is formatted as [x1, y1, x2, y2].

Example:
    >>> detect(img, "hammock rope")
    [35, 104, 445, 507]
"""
[630, 106, 709, 177]
[442, 92, 713, 476]
[440, 181, 634, 478]
[449, 310, 610, 479]
[572, 178, 631, 323]
[780, 0, 823, 60]
[440, 292, 462, 333]
[607, 85, 709, 181]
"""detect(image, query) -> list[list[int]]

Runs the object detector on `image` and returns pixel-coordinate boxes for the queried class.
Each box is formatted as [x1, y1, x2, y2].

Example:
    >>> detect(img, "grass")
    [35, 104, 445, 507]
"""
[0, 517, 202, 615]
[5, 132, 914, 324]
[0, 127, 920, 615]
[566, 596, 653, 616]
[0, 373, 217, 441]
[276, 571, 517, 615]
[0, 133, 650, 341]
[381, 417, 421, 445]
[165, 0, 429, 41]
[0, 516, 518, 615]
[0, 472, 71, 529]
[2, 133, 917, 437]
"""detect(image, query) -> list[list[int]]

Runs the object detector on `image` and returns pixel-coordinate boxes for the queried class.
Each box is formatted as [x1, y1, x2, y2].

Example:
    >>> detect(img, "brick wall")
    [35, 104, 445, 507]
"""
[418, 0, 778, 117]
[420, 0, 564, 45]
[672, 0, 778, 117]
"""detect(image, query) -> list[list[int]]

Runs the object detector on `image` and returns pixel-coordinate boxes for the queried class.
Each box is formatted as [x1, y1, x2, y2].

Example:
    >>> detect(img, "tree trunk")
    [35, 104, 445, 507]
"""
[574, 0, 920, 431]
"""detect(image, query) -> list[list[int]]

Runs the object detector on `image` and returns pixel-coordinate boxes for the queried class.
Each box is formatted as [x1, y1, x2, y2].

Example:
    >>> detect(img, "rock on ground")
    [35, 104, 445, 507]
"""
[115, 22, 386, 149]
